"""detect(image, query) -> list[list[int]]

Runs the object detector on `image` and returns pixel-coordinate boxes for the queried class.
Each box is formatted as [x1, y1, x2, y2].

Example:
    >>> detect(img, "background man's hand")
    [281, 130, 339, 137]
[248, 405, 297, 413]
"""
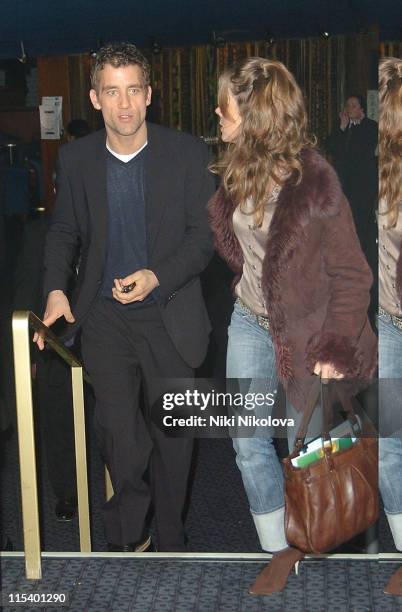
[356, 108, 365, 122]
[33, 290, 75, 350]
[112, 269, 159, 304]
[339, 110, 349, 131]
[314, 361, 345, 382]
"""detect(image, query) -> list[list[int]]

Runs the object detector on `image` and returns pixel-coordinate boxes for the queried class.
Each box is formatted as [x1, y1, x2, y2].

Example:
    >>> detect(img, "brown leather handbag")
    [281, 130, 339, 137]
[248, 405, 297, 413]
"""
[283, 379, 378, 554]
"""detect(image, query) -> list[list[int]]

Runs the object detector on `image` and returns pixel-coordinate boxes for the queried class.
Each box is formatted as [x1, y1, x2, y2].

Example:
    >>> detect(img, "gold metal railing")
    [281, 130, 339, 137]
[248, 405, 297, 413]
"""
[11, 311, 387, 580]
[12, 311, 113, 579]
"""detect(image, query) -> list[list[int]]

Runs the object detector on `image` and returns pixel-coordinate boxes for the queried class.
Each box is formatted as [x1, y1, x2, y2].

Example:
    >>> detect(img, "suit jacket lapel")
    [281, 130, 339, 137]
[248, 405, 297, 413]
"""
[144, 122, 170, 257]
[84, 129, 108, 265]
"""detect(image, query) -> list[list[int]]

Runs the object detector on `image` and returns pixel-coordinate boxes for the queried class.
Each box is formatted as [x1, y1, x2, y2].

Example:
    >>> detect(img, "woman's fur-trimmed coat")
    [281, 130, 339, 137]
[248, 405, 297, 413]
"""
[208, 148, 377, 411]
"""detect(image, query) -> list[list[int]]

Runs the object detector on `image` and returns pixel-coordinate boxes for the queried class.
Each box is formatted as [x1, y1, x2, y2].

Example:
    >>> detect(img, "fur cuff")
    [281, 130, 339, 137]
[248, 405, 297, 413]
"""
[305, 332, 363, 378]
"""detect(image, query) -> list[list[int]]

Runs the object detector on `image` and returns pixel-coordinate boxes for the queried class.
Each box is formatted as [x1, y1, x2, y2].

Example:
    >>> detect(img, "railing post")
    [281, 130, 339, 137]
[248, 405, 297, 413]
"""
[12, 311, 41, 579]
[71, 366, 91, 552]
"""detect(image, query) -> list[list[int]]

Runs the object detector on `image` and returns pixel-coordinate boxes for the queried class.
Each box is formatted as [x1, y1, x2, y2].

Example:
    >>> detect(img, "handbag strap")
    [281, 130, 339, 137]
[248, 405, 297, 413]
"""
[292, 378, 361, 452]
[293, 377, 322, 451]
[331, 384, 362, 432]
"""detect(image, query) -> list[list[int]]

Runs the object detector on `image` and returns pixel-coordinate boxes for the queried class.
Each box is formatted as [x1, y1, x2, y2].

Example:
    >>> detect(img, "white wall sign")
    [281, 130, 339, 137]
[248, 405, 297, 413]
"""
[39, 96, 63, 139]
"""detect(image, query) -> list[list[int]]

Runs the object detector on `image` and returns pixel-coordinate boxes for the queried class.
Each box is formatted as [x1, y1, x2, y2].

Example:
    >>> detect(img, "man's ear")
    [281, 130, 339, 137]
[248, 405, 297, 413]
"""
[146, 86, 152, 107]
[89, 89, 101, 110]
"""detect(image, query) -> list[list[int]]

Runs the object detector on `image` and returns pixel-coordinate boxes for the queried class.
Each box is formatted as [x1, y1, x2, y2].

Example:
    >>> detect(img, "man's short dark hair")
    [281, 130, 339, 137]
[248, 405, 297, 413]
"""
[346, 94, 367, 114]
[90, 42, 151, 91]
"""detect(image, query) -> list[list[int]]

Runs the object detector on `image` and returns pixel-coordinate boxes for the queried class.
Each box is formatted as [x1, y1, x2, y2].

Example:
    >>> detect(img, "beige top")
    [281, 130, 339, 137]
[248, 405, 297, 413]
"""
[233, 185, 281, 316]
[379, 199, 402, 316]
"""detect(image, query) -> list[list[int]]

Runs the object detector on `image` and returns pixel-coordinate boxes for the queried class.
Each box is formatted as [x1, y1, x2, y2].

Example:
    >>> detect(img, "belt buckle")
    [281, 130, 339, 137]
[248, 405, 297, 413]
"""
[257, 315, 270, 331]
[236, 297, 250, 316]
[392, 314, 402, 331]
[237, 297, 270, 331]
[379, 307, 402, 331]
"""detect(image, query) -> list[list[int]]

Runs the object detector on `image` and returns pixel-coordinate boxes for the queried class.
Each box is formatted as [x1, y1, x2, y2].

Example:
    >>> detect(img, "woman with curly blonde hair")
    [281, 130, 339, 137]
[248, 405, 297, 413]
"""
[208, 57, 376, 595]
[378, 56, 402, 596]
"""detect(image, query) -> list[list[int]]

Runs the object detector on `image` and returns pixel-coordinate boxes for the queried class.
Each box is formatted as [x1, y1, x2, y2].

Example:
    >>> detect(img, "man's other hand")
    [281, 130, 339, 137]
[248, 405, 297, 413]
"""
[112, 269, 159, 304]
[33, 290, 75, 350]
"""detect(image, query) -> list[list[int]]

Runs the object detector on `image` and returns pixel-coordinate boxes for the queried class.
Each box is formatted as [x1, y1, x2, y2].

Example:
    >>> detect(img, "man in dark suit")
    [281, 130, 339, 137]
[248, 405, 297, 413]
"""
[327, 95, 378, 225]
[34, 42, 214, 552]
[327, 94, 378, 324]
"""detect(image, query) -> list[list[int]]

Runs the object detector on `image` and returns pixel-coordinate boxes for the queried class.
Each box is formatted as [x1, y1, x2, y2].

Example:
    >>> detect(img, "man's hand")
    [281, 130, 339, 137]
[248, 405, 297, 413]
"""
[112, 269, 159, 304]
[339, 110, 349, 131]
[314, 361, 345, 382]
[33, 290, 75, 350]
[356, 108, 365, 122]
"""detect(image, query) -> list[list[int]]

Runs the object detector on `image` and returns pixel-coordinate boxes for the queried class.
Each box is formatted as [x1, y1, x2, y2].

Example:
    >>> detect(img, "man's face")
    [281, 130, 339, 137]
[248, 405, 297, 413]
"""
[345, 97, 364, 121]
[89, 63, 151, 140]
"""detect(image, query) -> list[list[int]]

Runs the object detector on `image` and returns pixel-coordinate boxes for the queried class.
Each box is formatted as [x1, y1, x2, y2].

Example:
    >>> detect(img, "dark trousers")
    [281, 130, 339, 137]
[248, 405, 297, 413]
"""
[36, 351, 77, 500]
[81, 297, 193, 551]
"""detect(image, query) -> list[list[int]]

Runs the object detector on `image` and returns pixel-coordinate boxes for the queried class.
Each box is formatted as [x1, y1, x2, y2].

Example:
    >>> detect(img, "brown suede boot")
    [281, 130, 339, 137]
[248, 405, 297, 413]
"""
[248, 547, 305, 595]
[384, 565, 402, 596]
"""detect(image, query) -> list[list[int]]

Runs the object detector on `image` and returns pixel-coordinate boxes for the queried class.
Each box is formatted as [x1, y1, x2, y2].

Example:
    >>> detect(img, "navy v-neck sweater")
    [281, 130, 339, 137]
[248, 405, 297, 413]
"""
[102, 146, 154, 308]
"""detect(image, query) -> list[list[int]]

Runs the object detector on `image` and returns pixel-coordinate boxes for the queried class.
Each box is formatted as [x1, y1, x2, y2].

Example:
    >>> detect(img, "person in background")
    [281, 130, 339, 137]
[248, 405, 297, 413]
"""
[328, 94, 377, 208]
[378, 56, 402, 596]
[66, 119, 91, 142]
[208, 57, 376, 595]
[13, 207, 80, 522]
[327, 95, 378, 323]
[13, 119, 92, 522]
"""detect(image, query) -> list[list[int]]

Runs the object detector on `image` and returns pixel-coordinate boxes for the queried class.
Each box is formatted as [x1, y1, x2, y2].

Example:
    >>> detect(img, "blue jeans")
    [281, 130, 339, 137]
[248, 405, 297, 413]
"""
[226, 301, 321, 551]
[227, 302, 284, 515]
[379, 314, 402, 528]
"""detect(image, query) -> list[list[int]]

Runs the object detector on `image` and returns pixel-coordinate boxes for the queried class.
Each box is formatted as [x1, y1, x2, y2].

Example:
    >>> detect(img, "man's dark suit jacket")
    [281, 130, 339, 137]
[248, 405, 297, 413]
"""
[43, 122, 215, 368]
[327, 116, 378, 197]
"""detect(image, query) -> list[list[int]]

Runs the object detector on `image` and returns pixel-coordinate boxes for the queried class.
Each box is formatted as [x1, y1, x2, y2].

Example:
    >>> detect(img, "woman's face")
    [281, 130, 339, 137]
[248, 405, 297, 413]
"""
[215, 91, 241, 142]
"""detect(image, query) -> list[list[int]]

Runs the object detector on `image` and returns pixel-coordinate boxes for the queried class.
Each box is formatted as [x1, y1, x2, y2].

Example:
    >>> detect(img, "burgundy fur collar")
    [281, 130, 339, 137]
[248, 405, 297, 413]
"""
[208, 147, 342, 267]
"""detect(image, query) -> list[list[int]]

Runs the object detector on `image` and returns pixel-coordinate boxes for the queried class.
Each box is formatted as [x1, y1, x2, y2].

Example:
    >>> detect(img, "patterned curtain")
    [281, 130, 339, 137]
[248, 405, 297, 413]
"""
[380, 43, 402, 59]
[148, 34, 377, 149]
[69, 34, 375, 149]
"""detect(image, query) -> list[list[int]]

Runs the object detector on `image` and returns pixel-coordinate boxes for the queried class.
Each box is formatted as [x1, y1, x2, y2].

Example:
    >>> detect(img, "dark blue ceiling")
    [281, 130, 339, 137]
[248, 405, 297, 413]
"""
[0, 0, 400, 59]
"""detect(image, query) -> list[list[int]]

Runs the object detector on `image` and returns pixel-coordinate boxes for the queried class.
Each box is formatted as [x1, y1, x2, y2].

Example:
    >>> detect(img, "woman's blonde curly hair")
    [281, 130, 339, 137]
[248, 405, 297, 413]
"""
[211, 57, 315, 226]
[379, 57, 402, 228]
